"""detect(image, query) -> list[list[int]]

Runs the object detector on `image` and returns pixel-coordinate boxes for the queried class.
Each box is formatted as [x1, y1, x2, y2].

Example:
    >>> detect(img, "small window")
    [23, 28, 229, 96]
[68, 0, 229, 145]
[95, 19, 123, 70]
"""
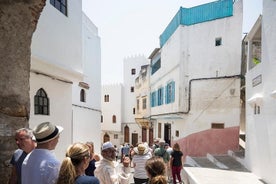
[131, 86, 134, 92]
[211, 123, 224, 129]
[215, 37, 222, 46]
[104, 95, 109, 102]
[112, 115, 116, 123]
[175, 130, 179, 137]
[142, 98, 147, 109]
[114, 134, 118, 139]
[254, 105, 260, 114]
[131, 68, 136, 75]
[50, 0, 67, 16]
[151, 58, 161, 75]
[80, 89, 86, 102]
[101, 115, 103, 123]
[34, 88, 49, 115]
[137, 99, 139, 112]
[133, 108, 135, 114]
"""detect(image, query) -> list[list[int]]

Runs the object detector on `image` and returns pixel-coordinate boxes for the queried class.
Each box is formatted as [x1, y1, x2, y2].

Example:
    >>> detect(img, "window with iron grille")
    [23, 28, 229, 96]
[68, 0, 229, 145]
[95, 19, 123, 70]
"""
[34, 88, 49, 115]
[50, 0, 67, 16]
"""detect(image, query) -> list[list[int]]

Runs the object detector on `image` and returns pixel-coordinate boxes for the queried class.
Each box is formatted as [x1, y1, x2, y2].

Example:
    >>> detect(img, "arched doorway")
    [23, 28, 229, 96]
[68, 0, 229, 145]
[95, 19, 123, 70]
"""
[103, 132, 110, 143]
[124, 125, 129, 143]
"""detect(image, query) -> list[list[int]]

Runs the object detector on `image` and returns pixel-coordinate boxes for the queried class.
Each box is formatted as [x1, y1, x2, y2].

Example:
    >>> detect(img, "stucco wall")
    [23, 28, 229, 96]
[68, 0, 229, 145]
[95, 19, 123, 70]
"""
[29, 72, 72, 161]
[173, 126, 240, 159]
[245, 1, 276, 183]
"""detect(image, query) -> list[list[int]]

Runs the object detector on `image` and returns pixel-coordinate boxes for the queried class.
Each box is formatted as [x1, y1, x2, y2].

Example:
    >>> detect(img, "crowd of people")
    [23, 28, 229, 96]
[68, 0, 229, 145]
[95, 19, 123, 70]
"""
[9, 121, 184, 184]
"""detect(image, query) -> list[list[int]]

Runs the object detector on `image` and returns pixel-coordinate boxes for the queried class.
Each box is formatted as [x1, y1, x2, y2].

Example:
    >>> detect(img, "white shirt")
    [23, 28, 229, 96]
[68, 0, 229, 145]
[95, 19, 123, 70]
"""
[21, 149, 60, 184]
[94, 158, 130, 184]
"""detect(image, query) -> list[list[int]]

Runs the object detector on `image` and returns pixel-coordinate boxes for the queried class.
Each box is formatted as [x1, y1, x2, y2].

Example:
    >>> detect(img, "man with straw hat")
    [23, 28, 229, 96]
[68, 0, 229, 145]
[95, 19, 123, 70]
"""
[22, 122, 63, 184]
[132, 143, 152, 184]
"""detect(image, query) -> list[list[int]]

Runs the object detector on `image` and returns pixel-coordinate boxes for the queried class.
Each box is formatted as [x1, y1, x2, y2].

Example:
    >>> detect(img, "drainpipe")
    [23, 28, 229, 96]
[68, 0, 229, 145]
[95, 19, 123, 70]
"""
[149, 74, 241, 118]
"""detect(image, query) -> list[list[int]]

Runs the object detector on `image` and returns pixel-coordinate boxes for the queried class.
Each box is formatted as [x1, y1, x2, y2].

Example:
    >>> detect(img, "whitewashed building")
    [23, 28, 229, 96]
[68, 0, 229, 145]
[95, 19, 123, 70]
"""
[122, 56, 149, 145]
[134, 64, 152, 144]
[150, 0, 243, 156]
[29, 0, 102, 159]
[101, 84, 123, 147]
[244, 1, 276, 183]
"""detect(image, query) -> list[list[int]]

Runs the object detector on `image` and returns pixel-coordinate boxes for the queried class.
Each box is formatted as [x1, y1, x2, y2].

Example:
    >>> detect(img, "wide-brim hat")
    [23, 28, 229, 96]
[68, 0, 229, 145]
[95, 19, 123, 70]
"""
[33, 122, 63, 144]
[134, 143, 149, 155]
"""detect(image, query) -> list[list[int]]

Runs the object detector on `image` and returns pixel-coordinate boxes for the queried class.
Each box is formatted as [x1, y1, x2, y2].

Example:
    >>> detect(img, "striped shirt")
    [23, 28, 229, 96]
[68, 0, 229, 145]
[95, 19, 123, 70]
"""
[132, 152, 152, 179]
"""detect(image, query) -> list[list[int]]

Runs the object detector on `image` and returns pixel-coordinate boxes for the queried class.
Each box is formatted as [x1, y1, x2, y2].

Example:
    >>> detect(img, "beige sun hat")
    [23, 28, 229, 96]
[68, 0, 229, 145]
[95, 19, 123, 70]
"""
[33, 122, 63, 144]
[134, 143, 149, 155]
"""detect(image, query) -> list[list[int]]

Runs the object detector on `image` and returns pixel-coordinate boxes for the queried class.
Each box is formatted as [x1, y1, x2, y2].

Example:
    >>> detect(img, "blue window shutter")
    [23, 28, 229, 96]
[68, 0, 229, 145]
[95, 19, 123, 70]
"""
[172, 81, 175, 102]
[161, 87, 164, 105]
[154, 91, 158, 107]
[151, 92, 153, 107]
[165, 85, 168, 104]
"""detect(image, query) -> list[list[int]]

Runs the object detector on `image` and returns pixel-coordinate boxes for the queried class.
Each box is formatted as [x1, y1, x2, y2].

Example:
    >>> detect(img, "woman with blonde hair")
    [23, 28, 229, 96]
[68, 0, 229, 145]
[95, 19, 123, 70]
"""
[145, 156, 167, 184]
[56, 142, 99, 184]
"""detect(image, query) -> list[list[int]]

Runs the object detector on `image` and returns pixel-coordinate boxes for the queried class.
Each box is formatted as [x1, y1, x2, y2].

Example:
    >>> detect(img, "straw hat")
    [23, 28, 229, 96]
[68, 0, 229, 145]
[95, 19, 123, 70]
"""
[33, 122, 63, 144]
[134, 143, 149, 155]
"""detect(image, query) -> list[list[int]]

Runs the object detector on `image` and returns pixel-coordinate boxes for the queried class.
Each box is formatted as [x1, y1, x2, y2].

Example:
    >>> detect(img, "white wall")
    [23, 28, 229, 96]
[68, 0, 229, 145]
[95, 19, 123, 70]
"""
[72, 106, 101, 154]
[29, 72, 72, 161]
[29, 0, 102, 159]
[123, 56, 149, 123]
[101, 84, 123, 132]
[245, 1, 276, 183]
[32, 0, 83, 73]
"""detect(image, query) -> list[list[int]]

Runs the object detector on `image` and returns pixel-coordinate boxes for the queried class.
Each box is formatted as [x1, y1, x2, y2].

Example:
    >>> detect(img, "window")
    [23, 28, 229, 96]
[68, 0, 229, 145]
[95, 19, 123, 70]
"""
[80, 89, 86, 102]
[151, 91, 157, 107]
[50, 0, 67, 16]
[133, 108, 135, 114]
[215, 37, 222, 46]
[104, 95, 109, 102]
[158, 123, 161, 138]
[151, 58, 161, 75]
[211, 123, 224, 129]
[254, 104, 260, 114]
[137, 99, 139, 112]
[131, 86, 134, 92]
[157, 87, 164, 106]
[34, 88, 49, 115]
[101, 115, 103, 123]
[112, 115, 116, 123]
[175, 130, 179, 137]
[131, 68, 136, 75]
[114, 134, 118, 139]
[142, 98, 147, 109]
[142, 127, 147, 142]
[165, 81, 175, 104]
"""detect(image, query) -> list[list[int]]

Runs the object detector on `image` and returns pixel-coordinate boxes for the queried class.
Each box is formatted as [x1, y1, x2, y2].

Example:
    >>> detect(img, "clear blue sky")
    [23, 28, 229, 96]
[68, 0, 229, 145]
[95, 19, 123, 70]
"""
[82, 0, 262, 84]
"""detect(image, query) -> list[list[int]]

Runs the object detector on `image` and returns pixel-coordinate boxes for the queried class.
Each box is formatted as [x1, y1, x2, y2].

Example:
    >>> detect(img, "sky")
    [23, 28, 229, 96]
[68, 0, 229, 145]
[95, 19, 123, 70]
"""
[82, 0, 262, 85]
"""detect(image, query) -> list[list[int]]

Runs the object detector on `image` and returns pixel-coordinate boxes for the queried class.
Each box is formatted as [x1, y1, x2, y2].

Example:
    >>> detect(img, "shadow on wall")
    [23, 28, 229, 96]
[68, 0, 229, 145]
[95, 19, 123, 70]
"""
[173, 126, 240, 159]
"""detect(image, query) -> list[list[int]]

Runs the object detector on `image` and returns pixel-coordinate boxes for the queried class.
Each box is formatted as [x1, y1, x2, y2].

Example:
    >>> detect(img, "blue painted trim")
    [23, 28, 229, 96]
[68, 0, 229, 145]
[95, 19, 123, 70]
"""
[160, 0, 233, 47]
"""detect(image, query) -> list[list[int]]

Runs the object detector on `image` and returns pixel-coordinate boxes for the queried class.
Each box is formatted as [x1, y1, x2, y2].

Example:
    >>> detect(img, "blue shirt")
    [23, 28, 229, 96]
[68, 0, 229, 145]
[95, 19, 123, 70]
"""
[10, 149, 27, 184]
[22, 149, 60, 184]
[75, 175, 99, 184]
